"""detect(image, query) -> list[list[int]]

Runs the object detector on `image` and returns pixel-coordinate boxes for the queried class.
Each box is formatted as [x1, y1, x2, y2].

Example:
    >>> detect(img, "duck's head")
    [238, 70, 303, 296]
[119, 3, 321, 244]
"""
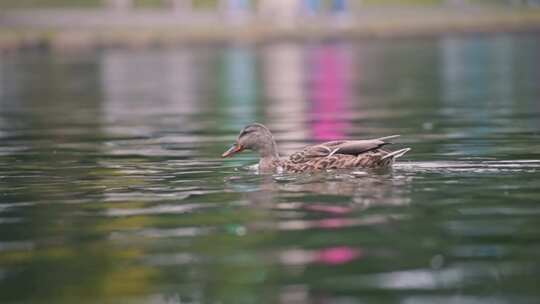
[222, 123, 278, 158]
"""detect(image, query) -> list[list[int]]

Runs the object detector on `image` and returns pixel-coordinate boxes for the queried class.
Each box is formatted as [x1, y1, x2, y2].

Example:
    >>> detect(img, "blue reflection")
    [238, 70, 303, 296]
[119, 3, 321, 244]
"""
[222, 46, 257, 128]
[440, 36, 515, 156]
[303, 0, 321, 15]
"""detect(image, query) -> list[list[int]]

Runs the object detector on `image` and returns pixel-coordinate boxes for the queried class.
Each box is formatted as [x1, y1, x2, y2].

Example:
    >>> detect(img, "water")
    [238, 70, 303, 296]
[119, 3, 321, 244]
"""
[1, 34, 540, 303]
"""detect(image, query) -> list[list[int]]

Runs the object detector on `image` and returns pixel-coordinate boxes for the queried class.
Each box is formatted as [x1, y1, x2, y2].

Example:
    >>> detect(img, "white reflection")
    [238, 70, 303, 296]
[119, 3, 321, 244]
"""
[258, 0, 300, 29]
[371, 268, 463, 290]
[0, 56, 21, 130]
[100, 48, 203, 125]
[402, 296, 509, 304]
[262, 42, 308, 153]
[0, 56, 4, 103]
[145, 253, 197, 266]
[137, 227, 207, 238]
[276, 215, 401, 231]
[103, 192, 190, 203]
[279, 285, 309, 304]
[100, 48, 211, 158]
[395, 160, 540, 174]
[0, 241, 34, 252]
[146, 294, 183, 304]
[0, 218, 23, 224]
[105, 203, 211, 216]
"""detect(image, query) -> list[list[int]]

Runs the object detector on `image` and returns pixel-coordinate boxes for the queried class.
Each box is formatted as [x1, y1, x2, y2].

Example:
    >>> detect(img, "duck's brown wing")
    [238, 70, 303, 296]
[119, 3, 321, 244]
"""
[288, 139, 392, 163]
[324, 140, 390, 156]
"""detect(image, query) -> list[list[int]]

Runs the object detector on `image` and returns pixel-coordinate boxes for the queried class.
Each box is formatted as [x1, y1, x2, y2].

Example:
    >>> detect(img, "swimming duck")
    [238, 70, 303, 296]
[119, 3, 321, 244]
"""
[222, 123, 410, 173]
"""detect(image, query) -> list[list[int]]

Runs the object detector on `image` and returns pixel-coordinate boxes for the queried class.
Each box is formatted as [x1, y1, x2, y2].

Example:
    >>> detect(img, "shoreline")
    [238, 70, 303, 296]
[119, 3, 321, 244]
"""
[2, 7, 540, 51]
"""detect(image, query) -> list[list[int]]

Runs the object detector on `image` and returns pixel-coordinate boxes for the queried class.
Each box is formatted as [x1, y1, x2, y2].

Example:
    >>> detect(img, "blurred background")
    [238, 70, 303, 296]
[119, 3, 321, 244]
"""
[2, 0, 540, 50]
[1, 1, 540, 304]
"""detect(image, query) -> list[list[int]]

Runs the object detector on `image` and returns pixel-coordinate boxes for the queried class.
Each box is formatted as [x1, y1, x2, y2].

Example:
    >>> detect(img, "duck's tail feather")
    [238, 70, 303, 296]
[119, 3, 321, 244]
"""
[382, 148, 411, 160]
[374, 135, 400, 142]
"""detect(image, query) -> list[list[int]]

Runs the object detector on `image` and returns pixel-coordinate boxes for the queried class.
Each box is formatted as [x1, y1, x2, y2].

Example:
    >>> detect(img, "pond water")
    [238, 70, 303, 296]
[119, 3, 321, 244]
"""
[1, 34, 540, 303]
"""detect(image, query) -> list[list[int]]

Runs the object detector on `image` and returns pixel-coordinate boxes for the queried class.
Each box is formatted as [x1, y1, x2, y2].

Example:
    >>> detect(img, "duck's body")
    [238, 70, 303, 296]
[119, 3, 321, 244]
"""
[280, 141, 407, 173]
[222, 123, 410, 173]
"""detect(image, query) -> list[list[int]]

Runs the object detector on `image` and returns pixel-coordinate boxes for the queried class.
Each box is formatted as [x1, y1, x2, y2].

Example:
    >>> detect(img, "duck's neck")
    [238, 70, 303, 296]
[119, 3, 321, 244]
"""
[258, 139, 280, 171]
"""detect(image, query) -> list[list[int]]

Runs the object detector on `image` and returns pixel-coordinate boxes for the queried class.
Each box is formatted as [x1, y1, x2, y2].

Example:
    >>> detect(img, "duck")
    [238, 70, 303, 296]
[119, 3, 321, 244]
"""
[222, 123, 410, 173]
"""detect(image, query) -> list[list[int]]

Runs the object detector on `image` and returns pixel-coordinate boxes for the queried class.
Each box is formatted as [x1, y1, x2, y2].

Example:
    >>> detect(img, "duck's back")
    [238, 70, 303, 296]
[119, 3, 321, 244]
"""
[289, 139, 389, 163]
[279, 139, 395, 172]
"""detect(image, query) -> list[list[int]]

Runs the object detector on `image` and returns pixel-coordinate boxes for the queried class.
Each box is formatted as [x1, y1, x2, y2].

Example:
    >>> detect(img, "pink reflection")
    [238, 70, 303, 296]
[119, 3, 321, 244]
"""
[304, 204, 352, 215]
[280, 246, 362, 266]
[308, 44, 352, 140]
[315, 246, 362, 265]
[316, 218, 351, 229]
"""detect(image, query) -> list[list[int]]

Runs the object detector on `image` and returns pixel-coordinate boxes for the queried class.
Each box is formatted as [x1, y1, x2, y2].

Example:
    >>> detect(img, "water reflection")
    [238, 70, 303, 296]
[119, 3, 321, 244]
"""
[307, 43, 352, 140]
[0, 57, 5, 104]
[440, 36, 516, 157]
[440, 35, 514, 105]
[262, 42, 308, 153]
[0, 53, 162, 302]
[101, 49, 202, 115]
[221, 45, 258, 129]
[1, 35, 540, 303]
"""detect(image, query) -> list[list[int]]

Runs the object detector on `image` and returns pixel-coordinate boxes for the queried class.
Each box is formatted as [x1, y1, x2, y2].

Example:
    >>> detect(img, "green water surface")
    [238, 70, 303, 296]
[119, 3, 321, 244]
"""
[0, 35, 539, 303]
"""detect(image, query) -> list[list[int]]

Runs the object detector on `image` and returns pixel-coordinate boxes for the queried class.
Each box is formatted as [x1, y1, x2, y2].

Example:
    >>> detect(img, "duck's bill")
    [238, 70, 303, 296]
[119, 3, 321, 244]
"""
[222, 144, 244, 158]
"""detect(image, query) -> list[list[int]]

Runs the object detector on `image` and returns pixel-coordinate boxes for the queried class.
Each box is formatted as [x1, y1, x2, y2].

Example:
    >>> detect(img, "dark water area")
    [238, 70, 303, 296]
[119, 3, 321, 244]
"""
[1, 34, 540, 303]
